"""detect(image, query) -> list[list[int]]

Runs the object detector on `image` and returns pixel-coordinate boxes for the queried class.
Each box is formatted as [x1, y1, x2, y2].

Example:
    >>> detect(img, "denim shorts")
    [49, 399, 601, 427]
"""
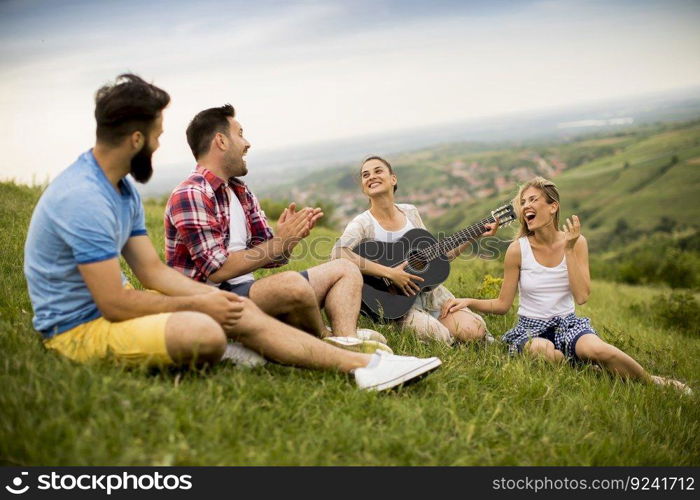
[502, 313, 597, 362]
[219, 270, 310, 297]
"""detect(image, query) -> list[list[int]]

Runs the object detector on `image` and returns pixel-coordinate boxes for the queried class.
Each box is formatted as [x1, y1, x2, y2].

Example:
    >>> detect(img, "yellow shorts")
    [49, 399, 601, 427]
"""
[44, 313, 174, 367]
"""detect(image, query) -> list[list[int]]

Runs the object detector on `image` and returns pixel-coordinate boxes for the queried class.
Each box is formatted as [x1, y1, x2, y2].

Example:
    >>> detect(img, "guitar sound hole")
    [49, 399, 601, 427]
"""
[411, 261, 427, 272]
[406, 253, 428, 273]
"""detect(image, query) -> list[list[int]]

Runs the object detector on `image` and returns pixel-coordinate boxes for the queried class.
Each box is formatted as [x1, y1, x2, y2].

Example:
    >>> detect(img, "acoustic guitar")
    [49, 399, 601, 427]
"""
[352, 203, 516, 320]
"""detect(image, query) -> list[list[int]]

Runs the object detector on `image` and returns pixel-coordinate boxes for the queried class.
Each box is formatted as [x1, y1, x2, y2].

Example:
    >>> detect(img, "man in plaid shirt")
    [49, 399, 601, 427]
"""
[165, 104, 391, 356]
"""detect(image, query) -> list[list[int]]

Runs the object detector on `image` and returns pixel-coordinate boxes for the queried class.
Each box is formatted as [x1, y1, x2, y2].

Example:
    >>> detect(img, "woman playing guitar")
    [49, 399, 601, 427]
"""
[331, 155, 498, 344]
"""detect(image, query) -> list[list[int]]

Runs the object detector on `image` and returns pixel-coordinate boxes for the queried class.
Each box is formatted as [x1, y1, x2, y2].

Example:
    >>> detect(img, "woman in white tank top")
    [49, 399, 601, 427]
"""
[441, 177, 690, 393]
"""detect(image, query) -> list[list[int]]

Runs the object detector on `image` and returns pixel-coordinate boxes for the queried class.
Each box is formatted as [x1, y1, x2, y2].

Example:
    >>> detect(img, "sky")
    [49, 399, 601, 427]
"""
[1, 0, 699, 184]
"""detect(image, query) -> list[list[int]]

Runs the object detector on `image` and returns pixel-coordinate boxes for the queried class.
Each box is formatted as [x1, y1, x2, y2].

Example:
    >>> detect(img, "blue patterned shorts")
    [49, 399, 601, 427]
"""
[502, 314, 597, 362]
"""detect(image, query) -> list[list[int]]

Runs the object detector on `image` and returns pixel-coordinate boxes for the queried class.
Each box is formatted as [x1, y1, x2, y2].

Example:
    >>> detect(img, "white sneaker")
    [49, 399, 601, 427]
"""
[324, 336, 393, 354]
[325, 326, 389, 345]
[354, 351, 442, 391]
[356, 328, 388, 344]
[220, 341, 267, 368]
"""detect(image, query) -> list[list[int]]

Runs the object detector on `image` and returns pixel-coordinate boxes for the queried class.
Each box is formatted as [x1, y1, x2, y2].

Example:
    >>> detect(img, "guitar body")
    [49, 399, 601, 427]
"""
[353, 228, 450, 321]
[350, 203, 516, 322]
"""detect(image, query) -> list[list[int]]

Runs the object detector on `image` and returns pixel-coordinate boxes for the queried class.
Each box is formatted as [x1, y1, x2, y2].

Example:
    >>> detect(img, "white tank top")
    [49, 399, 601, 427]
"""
[368, 210, 415, 243]
[517, 236, 575, 319]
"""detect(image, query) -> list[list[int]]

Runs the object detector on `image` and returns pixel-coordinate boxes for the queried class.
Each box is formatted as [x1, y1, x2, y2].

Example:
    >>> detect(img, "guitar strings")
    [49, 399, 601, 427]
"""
[404, 218, 491, 267]
[397, 215, 497, 269]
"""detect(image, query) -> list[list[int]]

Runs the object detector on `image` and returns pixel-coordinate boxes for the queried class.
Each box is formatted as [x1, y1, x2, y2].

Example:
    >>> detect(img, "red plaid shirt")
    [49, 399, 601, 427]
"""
[165, 165, 284, 282]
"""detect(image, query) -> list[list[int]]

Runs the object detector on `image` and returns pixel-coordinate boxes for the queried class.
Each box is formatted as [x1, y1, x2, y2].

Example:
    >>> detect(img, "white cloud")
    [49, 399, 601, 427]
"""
[1, 0, 699, 183]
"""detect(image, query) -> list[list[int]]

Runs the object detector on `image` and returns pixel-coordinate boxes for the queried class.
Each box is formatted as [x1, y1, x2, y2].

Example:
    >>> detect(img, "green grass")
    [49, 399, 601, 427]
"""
[1, 182, 699, 466]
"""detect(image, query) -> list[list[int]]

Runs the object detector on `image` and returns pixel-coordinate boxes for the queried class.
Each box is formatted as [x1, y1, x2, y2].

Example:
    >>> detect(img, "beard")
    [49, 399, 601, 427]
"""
[237, 159, 248, 177]
[130, 142, 154, 183]
[225, 151, 247, 178]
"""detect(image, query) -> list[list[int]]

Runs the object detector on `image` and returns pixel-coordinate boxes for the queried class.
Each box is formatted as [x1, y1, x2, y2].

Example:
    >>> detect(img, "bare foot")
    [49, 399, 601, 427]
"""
[651, 375, 693, 396]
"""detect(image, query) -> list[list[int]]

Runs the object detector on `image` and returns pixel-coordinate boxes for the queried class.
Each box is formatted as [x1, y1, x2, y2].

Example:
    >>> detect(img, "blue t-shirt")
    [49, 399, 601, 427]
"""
[24, 150, 147, 338]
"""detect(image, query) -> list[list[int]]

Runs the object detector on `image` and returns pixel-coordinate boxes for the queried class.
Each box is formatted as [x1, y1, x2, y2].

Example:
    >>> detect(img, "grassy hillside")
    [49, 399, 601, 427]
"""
[431, 121, 700, 243]
[1, 182, 699, 466]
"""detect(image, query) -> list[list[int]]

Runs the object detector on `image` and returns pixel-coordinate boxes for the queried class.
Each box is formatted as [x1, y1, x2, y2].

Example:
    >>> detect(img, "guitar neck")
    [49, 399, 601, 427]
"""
[420, 215, 497, 261]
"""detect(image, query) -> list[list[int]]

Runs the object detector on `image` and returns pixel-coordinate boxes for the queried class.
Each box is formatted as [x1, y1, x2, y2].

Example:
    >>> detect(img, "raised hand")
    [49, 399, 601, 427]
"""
[278, 205, 290, 224]
[563, 215, 582, 249]
[276, 202, 297, 226]
[388, 261, 424, 296]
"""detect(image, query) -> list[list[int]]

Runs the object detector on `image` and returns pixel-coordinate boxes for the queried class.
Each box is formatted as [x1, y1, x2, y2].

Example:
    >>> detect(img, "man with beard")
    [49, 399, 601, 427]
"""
[23, 73, 229, 367]
[23, 74, 441, 390]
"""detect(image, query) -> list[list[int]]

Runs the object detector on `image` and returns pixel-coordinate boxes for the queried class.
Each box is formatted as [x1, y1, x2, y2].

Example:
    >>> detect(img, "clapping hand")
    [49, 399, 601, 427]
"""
[277, 202, 324, 253]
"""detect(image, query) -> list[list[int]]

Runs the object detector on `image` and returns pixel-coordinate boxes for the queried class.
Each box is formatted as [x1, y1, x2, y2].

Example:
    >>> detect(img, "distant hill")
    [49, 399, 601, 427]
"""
[431, 120, 700, 249]
[263, 120, 700, 252]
